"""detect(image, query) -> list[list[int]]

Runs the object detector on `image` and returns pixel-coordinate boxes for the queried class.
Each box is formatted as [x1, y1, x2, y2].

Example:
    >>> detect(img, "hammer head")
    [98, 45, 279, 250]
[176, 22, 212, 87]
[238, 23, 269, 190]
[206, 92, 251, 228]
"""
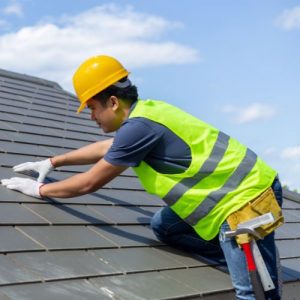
[224, 212, 275, 240]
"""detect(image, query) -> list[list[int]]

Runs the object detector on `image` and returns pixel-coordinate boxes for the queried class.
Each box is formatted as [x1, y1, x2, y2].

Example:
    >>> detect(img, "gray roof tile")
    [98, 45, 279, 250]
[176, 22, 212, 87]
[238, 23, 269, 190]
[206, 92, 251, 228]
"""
[277, 240, 300, 258]
[281, 259, 300, 281]
[276, 223, 300, 239]
[153, 246, 208, 267]
[91, 247, 187, 273]
[0, 254, 41, 284]
[90, 225, 162, 247]
[0, 203, 48, 225]
[23, 203, 113, 225]
[283, 209, 300, 222]
[0, 141, 51, 156]
[162, 267, 233, 293]
[0, 227, 44, 253]
[88, 205, 156, 225]
[0, 279, 113, 300]
[18, 226, 116, 250]
[8, 251, 120, 281]
[0, 153, 45, 169]
[90, 272, 199, 300]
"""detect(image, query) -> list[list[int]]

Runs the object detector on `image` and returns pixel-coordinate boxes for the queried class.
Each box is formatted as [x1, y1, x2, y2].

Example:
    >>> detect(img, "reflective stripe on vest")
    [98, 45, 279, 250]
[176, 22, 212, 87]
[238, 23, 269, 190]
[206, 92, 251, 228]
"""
[184, 148, 257, 226]
[163, 131, 230, 206]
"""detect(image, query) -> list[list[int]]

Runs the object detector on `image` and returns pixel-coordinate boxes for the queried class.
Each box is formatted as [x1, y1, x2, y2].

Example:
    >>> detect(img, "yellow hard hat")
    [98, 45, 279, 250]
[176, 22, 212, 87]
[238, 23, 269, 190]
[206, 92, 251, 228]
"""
[73, 55, 129, 113]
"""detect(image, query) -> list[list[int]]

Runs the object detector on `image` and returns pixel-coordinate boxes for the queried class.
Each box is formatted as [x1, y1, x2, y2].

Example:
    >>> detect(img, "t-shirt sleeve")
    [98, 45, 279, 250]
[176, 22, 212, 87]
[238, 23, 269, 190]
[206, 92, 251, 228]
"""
[103, 118, 163, 167]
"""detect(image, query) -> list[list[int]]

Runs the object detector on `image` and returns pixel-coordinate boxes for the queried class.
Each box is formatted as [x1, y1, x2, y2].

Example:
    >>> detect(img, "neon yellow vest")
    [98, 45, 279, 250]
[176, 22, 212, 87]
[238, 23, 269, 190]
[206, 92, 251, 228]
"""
[130, 100, 277, 240]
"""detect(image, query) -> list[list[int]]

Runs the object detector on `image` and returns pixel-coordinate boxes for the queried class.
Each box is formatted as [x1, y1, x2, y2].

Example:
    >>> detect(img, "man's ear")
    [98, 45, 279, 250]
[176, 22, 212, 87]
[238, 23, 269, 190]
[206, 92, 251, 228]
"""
[108, 96, 120, 111]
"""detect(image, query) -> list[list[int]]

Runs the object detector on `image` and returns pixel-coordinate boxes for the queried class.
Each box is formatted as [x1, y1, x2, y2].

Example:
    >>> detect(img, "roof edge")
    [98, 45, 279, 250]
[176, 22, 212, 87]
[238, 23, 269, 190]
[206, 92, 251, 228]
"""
[283, 188, 300, 203]
[0, 68, 62, 90]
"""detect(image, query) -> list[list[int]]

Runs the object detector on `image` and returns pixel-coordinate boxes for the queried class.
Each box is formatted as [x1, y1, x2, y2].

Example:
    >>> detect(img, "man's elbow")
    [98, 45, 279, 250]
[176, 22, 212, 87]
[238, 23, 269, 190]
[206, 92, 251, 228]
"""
[80, 178, 103, 195]
[80, 160, 123, 195]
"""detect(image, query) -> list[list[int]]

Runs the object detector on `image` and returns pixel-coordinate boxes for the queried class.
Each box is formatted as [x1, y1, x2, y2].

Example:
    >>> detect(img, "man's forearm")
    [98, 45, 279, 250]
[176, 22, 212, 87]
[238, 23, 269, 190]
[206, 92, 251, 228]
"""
[40, 158, 126, 198]
[51, 138, 113, 168]
[39, 172, 96, 198]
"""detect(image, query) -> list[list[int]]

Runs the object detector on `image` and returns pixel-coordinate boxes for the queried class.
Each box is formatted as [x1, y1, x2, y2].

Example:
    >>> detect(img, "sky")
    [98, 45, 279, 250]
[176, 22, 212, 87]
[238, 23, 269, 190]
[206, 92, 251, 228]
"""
[0, 0, 299, 191]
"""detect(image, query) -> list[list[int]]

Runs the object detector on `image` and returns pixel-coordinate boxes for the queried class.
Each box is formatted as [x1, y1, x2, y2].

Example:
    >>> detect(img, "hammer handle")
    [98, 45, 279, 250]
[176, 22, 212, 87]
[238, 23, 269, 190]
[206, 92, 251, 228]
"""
[242, 243, 266, 300]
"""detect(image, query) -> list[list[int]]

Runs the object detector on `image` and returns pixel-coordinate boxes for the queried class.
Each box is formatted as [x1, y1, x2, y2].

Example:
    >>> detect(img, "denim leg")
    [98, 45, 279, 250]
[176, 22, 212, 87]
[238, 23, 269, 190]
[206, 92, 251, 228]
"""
[219, 222, 255, 300]
[219, 177, 283, 300]
[151, 206, 224, 259]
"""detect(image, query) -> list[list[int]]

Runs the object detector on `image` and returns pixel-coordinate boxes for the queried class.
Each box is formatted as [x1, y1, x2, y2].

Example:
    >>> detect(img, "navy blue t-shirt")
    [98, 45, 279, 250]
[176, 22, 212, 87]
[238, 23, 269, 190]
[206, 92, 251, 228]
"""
[104, 117, 192, 174]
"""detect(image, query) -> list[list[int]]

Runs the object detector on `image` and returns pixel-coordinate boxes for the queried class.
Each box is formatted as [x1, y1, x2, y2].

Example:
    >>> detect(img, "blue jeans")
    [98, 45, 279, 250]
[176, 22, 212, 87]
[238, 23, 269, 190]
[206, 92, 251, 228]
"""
[151, 178, 282, 300]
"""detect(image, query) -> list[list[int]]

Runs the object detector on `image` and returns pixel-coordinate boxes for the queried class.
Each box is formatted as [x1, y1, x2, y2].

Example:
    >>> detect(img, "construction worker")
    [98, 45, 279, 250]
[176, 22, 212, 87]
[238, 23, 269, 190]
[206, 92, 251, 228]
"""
[1, 55, 283, 300]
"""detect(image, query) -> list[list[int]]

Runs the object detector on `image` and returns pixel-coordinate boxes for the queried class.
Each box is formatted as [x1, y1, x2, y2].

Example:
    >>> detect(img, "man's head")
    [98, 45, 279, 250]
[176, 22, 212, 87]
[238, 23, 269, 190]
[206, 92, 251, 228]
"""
[73, 55, 138, 133]
[87, 77, 138, 133]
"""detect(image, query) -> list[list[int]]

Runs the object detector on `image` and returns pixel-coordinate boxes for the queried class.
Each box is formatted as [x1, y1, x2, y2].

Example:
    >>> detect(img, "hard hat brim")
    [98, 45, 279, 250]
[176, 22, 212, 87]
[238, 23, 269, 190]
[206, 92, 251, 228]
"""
[77, 101, 86, 114]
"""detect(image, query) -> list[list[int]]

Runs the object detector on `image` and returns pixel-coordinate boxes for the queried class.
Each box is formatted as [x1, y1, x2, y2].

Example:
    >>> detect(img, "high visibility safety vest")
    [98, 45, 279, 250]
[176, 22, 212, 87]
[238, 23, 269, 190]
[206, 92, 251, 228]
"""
[129, 100, 277, 240]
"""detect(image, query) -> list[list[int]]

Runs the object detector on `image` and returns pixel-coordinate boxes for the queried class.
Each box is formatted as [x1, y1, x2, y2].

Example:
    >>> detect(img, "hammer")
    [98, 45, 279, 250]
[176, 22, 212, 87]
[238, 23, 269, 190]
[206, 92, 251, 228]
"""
[224, 213, 276, 300]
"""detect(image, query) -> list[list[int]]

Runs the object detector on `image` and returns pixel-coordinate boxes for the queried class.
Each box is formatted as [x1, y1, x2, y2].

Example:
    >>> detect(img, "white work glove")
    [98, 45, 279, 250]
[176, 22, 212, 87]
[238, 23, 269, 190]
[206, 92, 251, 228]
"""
[13, 158, 54, 183]
[1, 177, 43, 198]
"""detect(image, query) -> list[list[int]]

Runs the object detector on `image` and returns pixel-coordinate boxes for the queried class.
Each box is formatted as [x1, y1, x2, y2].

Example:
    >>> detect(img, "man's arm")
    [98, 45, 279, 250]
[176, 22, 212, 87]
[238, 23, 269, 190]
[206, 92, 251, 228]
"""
[52, 138, 114, 167]
[40, 158, 126, 198]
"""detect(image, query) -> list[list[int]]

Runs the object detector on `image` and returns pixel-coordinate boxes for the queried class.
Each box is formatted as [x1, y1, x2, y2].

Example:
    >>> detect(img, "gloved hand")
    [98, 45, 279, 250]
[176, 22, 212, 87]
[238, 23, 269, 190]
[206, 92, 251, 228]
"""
[1, 177, 43, 198]
[13, 158, 54, 183]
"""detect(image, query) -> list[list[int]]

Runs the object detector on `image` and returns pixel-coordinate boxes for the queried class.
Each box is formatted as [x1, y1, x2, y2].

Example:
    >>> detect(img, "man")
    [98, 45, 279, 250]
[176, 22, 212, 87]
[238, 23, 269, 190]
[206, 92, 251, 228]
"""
[1, 55, 283, 299]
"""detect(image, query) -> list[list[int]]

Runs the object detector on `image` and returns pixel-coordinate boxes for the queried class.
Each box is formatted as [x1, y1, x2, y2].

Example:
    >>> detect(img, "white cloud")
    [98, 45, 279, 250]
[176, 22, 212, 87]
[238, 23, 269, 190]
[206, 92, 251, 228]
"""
[263, 147, 277, 156]
[2, 1, 23, 17]
[281, 146, 300, 159]
[276, 6, 300, 30]
[0, 4, 200, 92]
[222, 103, 277, 124]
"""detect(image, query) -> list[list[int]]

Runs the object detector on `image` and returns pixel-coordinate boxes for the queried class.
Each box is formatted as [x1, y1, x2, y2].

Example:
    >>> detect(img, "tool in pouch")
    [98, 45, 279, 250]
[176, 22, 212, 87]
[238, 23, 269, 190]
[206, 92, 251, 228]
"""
[225, 187, 284, 300]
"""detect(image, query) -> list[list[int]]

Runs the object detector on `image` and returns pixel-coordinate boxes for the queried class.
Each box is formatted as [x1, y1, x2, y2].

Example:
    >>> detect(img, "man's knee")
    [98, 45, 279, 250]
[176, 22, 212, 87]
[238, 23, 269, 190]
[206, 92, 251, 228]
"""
[151, 207, 183, 243]
[150, 208, 166, 239]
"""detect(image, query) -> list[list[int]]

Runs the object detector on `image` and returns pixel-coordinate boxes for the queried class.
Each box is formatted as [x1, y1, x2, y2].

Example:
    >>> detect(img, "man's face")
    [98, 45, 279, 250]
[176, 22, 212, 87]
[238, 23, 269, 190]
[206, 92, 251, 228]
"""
[87, 97, 121, 133]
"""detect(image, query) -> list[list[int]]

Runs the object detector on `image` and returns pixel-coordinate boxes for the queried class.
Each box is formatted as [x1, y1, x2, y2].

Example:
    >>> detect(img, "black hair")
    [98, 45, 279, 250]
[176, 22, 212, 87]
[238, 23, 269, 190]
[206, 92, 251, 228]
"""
[93, 77, 138, 107]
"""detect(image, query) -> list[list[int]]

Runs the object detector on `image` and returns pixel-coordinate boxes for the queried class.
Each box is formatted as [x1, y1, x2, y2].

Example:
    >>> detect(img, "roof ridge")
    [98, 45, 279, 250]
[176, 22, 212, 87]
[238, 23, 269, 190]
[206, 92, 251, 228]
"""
[0, 68, 62, 90]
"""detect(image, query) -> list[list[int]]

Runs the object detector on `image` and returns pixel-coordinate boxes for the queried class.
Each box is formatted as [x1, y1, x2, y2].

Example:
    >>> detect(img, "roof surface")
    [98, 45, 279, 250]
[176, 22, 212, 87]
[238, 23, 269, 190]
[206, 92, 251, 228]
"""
[0, 68, 299, 300]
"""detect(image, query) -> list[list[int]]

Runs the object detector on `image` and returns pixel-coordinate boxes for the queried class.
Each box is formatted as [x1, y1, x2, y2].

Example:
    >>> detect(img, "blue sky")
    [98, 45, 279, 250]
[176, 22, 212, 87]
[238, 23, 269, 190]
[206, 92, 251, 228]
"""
[0, 0, 299, 190]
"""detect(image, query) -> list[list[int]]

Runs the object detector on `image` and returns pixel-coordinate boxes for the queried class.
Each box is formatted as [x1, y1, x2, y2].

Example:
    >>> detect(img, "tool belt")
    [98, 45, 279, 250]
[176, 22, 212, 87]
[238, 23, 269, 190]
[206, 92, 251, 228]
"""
[227, 187, 284, 245]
